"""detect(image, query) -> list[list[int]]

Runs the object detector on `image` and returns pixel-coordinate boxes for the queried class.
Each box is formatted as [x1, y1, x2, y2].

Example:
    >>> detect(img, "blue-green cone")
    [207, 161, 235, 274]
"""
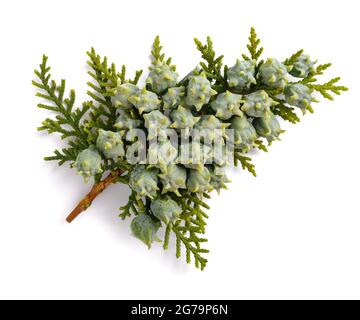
[185, 72, 217, 111]
[186, 167, 213, 193]
[242, 90, 277, 118]
[150, 195, 182, 224]
[209, 166, 231, 193]
[128, 88, 161, 114]
[74, 146, 102, 182]
[158, 164, 187, 196]
[194, 115, 230, 144]
[112, 83, 139, 110]
[148, 139, 178, 173]
[114, 110, 142, 130]
[230, 116, 258, 152]
[284, 84, 313, 113]
[210, 91, 244, 120]
[131, 214, 161, 249]
[162, 86, 185, 111]
[170, 105, 200, 136]
[96, 129, 125, 161]
[289, 54, 316, 78]
[129, 165, 159, 199]
[253, 112, 285, 144]
[259, 58, 289, 89]
[147, 60, 179, 94]
[227, 59, 256, 90]
[143, 110, 171, 141]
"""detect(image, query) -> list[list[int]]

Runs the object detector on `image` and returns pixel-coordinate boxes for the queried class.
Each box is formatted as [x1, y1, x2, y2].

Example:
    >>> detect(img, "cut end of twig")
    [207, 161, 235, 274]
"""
[66, 217, 73, 223]
[66, 209, 82, 223]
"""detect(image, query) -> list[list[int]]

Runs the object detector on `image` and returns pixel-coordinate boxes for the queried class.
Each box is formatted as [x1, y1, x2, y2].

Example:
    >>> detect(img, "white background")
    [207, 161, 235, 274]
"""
[0, 0, 359, 300]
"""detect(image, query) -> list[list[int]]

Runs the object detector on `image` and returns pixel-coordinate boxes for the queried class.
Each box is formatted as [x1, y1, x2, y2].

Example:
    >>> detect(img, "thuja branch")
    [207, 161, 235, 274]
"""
[66, 169, 123, 223]
[35, 29, 347, 270]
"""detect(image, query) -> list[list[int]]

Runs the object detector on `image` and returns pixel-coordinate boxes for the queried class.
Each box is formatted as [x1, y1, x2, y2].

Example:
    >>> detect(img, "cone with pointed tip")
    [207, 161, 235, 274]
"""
[131, 214, 161, 249]
[158, 164, 187, 196]
[74, 146, 103, 182]
[128, 88, 161, 114]
[114, 110, 142, 130]
[96, 129, 125, 161]
[253, 112, 285, 144]
[187, 166, 213, 193]
[227, 59, 257, 90]
[289, 54, 316, 78]
[209, 166, 231, 193]
[230, 116, 258, 153]
[284, 84, 313, 113]
[210, 91, 244, 120]
[178, 141, 212, 171]
[194, 115, 230, 144]
[143, 110, 171, 140]
[129, 165, 159, 199]
[111, 83, 139, 110]
[170, 105, 200, 136]
[162, 86, 185, 110]
[259, 58, 289, 89]
[185, 72, 217, 111]
[211, 143, 233, 167]
[150, 195, 182, 224]
[146, 60, 179, 94]
[242, 90, 277, 118]
[148, 139, 178, 173]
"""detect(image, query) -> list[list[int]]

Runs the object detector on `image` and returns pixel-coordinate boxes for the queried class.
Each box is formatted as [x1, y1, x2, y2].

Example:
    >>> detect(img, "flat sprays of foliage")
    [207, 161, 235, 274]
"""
[33, 28, 347, 270]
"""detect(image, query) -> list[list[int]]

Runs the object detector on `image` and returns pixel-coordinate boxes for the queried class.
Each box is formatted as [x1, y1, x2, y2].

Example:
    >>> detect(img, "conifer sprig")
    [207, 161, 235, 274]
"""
[34, 29, 347, 271]
[151, 35, 174, 68]
[194, 36, 226, 91]
[255, 140, 268, 152]
[242, 27, 264, 61]
[308, 77, 348, 101]
[33, 55, 90, 165]
[234, 153, 257, 177]
[119, 190, 143, 220]
[171, 193, 210, 270]
[284, 49, 304, 66]
[271, 101, 301, 124]
[296, 63, 348, 100]
[86, 48, 119, 130]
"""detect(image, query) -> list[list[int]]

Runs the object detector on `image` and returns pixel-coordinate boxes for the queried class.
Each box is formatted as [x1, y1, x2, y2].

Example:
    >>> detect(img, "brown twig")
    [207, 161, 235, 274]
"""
[66, 169, 123, 223]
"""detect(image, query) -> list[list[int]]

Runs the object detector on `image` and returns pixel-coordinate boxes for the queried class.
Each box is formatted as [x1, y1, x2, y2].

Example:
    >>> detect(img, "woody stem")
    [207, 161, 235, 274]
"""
[65, 169, 123, 223]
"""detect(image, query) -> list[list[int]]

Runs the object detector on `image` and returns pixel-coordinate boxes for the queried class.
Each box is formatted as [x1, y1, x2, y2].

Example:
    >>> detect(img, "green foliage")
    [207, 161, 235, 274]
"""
[299, 63, 348, 100]
[33, 55, 90, 165]
[171, 193, 210, 270]
[302, 63, 332, 82]
[194, 36, 226, 91]
[271, 102, 301, 124]
[85, 48, 121, 133]
[255, 139, 268, 152]
[119, 190, 210, 270]
[151, 35, 173, 67]
[242, 27, 264, 61]
[234, 152, 257, 177]
[284, 49, 304, 66]
[85, 48, 143, 137]
[119, 190, 144, 220]
[307, 77, 348, 101]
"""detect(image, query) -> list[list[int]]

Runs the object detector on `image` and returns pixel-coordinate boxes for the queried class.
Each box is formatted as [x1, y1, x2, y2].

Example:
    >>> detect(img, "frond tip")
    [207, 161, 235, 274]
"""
[234, 153, 257, 177]
[33, 55, 89, 166]
[194, 36, 226, 90]
[308, 77, 348, 101]
[242, 27, 264, 61]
